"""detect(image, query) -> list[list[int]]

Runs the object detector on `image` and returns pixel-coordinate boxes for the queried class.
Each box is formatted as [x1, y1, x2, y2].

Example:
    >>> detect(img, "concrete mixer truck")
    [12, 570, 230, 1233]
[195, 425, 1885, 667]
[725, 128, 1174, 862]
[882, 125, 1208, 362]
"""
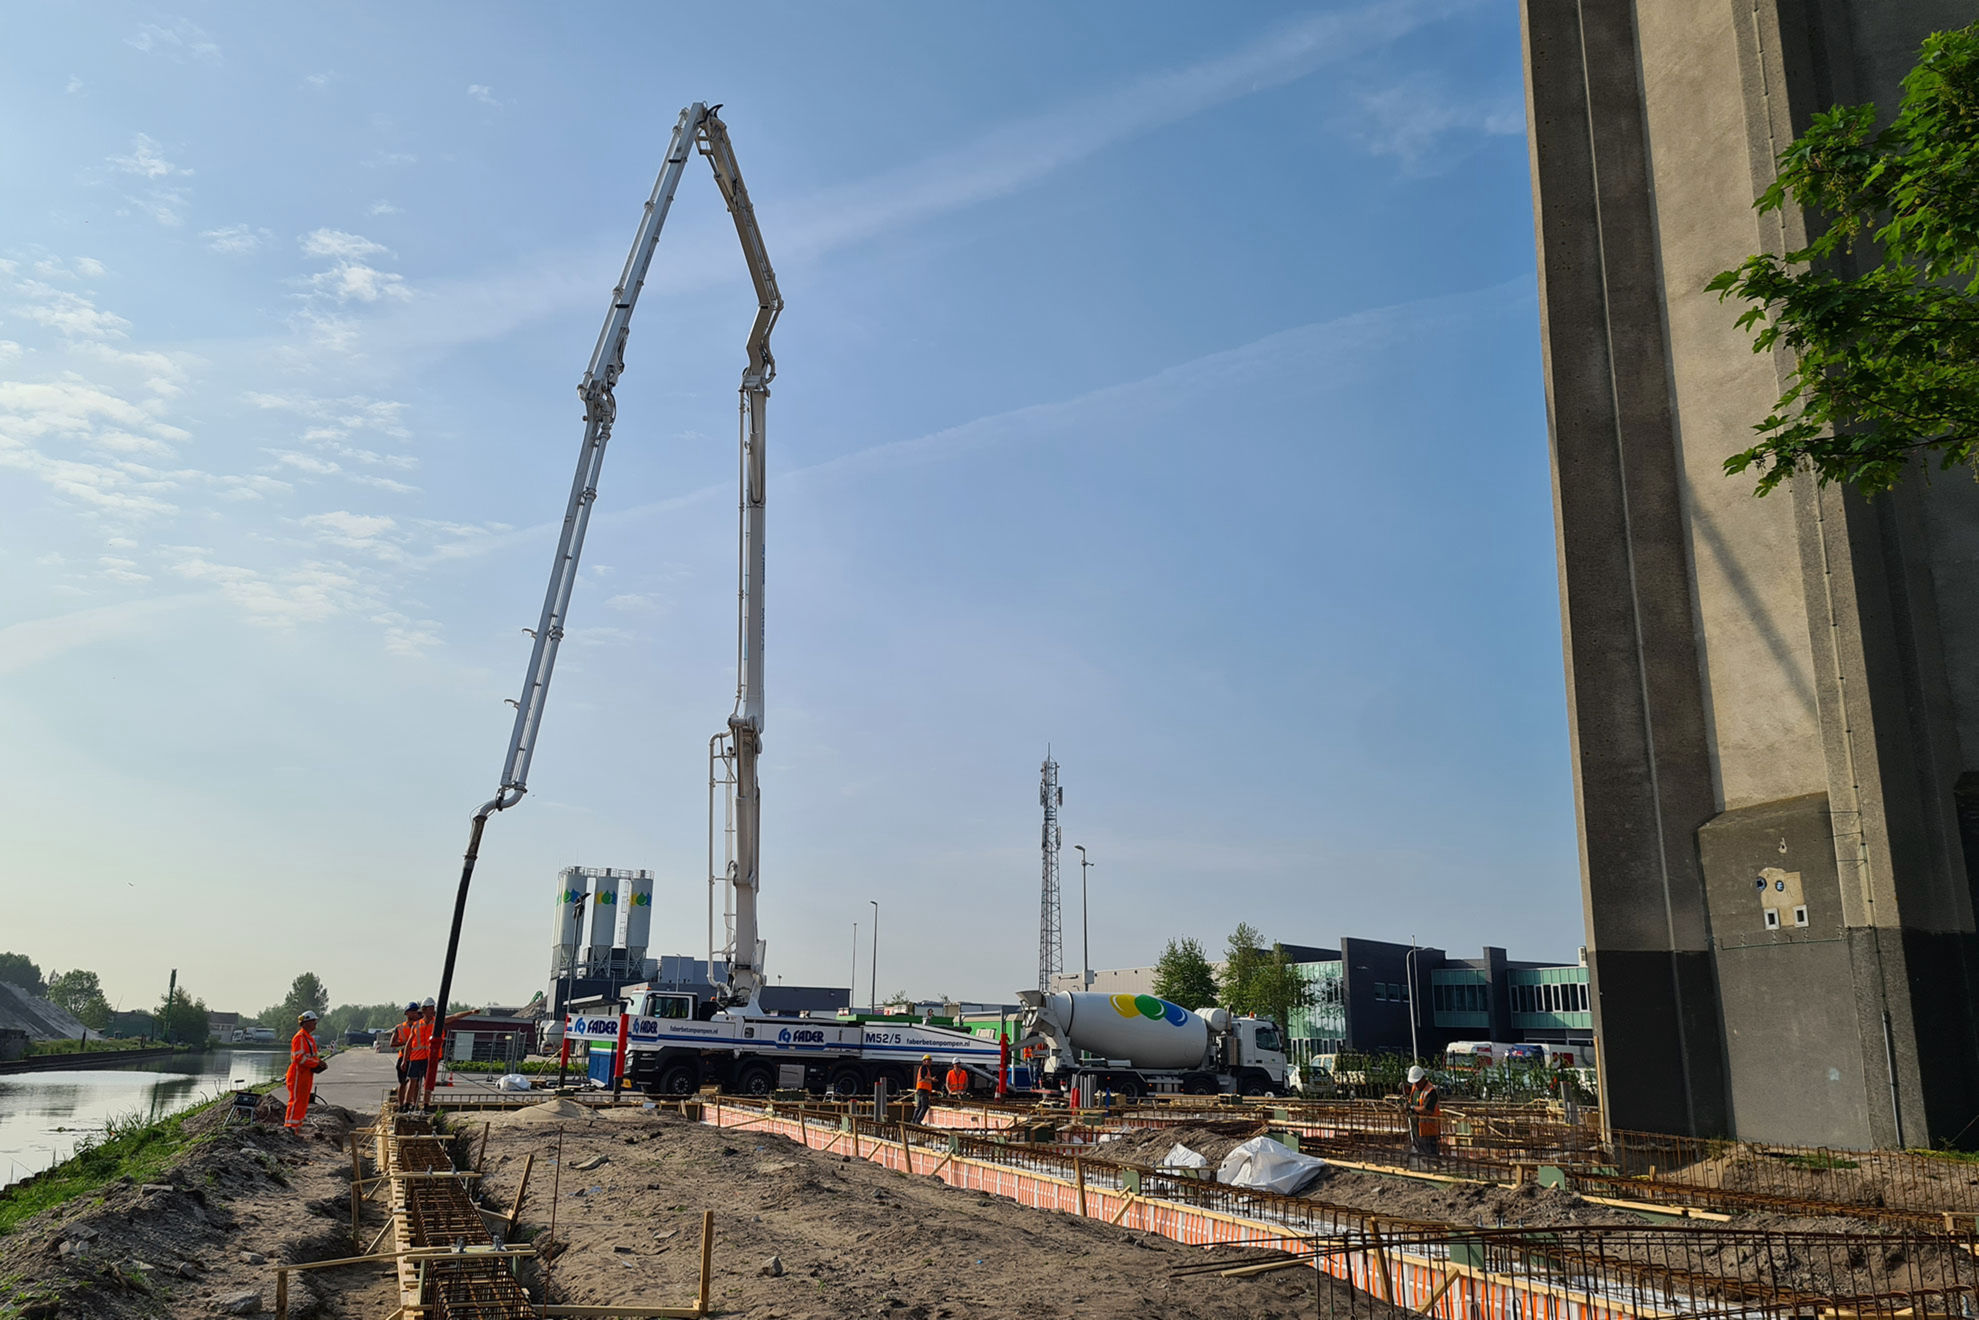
[1018, 990, 1287, 1098]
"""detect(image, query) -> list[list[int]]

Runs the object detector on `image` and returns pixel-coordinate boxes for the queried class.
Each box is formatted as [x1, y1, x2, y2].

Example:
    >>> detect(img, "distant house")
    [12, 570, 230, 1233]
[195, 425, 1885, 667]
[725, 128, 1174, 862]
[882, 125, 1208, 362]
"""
[442, 1010, 538, 1062]
[206, 1011, 241, 1043]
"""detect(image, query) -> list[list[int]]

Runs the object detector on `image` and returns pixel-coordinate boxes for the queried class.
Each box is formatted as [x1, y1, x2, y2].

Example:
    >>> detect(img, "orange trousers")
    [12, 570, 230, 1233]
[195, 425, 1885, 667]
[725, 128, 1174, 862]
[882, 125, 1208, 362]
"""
[285, 1068, 313, 1129]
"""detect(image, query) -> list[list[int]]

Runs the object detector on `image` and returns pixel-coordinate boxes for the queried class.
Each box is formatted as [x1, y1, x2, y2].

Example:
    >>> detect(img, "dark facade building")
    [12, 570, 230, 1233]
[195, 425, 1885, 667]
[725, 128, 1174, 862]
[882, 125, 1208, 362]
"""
[1285, 939, 1591, 1073]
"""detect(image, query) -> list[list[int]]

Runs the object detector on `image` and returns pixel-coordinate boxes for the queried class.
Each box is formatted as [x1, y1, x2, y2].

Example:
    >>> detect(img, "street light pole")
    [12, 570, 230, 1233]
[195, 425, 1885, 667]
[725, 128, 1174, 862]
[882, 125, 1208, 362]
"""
[1405, 936, 1420, 1064]
[849, 921, 858, 1014]
[558, 891, 587, 1090]
[1074, 845, 1092, 990]
[869, 900, 880, 1014]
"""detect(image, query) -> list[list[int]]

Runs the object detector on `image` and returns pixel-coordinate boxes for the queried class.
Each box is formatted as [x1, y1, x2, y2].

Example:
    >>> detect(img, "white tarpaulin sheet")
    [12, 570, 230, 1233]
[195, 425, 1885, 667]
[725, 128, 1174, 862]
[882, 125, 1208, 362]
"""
[1161, 1143, 1210, 1169]
[1216, 1136, 1327, 1195]
[495, 1073, 534, 1091]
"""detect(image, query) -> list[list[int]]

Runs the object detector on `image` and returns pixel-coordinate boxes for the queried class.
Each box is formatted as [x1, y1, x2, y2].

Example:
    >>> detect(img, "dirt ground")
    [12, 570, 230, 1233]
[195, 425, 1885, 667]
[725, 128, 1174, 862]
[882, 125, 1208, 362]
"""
[477, 1104, 1343, 1320]
[0, 1097, 397, 1320]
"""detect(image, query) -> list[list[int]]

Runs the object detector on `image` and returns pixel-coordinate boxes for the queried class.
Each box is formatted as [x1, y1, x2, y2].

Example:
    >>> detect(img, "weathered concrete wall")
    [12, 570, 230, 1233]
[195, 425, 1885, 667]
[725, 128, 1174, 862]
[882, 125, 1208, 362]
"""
[1522, 0, 1979, 1144]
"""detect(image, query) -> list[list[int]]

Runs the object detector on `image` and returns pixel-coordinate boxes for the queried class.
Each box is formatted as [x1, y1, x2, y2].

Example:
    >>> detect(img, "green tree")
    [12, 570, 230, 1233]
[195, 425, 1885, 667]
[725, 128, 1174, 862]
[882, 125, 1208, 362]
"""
[158, 987, 210, 1046]
[1151, 937, 1219, 1009]
[0, 952, 46, 998]
[1218, 923, 1270, 1016]
[1709, 22, 1979, 495]
[1219, 926, 1315, 1035]
[268, 973, 330, 1027]
[45, 969, 111, 1030]
[1251, 944, 1317, 1037]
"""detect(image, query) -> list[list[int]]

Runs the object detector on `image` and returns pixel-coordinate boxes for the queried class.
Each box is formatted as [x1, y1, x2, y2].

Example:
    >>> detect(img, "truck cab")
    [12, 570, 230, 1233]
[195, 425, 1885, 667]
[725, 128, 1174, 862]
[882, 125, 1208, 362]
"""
[1226, 1017, 1287, 1094]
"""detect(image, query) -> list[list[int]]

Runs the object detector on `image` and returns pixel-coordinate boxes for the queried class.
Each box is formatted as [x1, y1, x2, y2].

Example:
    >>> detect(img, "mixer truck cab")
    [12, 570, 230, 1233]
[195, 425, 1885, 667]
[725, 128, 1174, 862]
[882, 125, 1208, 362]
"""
[1017, 990, 1287, 1099]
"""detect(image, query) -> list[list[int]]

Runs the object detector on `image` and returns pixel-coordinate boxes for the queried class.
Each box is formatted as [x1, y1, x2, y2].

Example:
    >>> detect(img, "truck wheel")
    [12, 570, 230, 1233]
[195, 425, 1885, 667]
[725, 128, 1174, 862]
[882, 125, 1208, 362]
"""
[734, 1061, 777, 1096]
[1236, 1074, 1269, 1098]
[826, 1065, 866, 1098]
[1117, 1075, 1146, 1101]
[1182, 1075, 1217, 1096]
[655, 1062, 700, 1097]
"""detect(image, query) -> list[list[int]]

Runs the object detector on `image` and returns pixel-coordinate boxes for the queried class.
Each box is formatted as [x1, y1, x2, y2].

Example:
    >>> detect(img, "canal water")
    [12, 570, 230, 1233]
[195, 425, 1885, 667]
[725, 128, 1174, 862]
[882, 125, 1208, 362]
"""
[0, 1049, 285, 1189]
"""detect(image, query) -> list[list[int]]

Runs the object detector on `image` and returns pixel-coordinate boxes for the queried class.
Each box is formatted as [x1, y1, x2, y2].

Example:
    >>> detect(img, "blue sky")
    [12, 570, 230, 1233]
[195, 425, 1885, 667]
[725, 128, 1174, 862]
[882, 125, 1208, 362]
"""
[0, 2, 1572, 1017]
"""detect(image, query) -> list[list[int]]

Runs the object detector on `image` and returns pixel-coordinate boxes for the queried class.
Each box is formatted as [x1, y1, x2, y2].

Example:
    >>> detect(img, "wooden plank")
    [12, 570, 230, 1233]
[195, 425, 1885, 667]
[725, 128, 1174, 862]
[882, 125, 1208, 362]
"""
[505, 1152, 536, 1231]
[539, 1308, 704, 1318]
[697, 1209, 715, 1315]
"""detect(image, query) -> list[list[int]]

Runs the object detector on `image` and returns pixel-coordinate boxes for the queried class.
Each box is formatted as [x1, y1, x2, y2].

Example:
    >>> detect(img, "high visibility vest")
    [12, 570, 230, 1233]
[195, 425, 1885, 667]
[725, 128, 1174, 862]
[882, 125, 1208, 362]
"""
[945, 1068, 969, 1093]
[1407, 1082, 1441, 1137]
[407, 1019, 433, 1061]
[391, 1023, 413, 1056]
[915, 1065, 936, 1092]
[290, 1028, 319, 1072]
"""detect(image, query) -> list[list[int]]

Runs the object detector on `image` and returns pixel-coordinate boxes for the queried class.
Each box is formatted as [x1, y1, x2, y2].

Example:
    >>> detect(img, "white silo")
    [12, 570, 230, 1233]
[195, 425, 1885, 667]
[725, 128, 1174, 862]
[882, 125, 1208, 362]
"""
[584, 871, 619, 971]
[549, 868, 586, 981]
[615, 872, 655, 969]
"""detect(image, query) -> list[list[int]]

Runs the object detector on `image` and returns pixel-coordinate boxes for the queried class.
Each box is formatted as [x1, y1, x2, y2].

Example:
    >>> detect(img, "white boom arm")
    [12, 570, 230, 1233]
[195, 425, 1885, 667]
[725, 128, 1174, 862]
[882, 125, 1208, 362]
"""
[430, 102, 780, 1041]
[703, 111, 782, 1008]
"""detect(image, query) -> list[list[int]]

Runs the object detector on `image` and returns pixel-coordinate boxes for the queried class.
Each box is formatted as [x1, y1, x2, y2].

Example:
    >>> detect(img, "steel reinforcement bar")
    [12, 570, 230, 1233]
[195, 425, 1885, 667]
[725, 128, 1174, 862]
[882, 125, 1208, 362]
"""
[697, 1100, 1978, 1320]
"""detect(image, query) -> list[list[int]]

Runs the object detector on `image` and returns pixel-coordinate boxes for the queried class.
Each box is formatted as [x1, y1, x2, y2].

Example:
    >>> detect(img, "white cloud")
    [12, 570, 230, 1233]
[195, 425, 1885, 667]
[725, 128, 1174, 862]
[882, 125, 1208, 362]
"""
[308, 263, 410, 304]
[300, 229, 388, 261]
[367, 200, 400, 216]
[0, 597, 200, 677]
[0, 341, 21, 363]
[108, 134, 190, 181]
[105, 135, 193, 227]
[203, 224, 271, 254]
[302, 72, 334, 89]
[1349, 76, 1525, 167]
[603, 593, 660, 613]
[126, 19, 222, 65]
[75, 258, 105, 278]
[170, 556, 358, 625]
[351, 474, 417, 495]
[97, 555, 151, 585]
[14, 286, 131, 340]
[267, 450, 341, 475]
[65, 75, 83, 94]
[364, 152, 418, 169]
[467, 84, 501, 107]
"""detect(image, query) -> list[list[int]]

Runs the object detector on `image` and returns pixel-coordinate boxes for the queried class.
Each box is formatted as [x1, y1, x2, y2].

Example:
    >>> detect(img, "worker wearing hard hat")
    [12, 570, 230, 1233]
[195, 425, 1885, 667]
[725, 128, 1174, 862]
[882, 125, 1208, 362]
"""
[945, 1059, 970, 1097]
[912, 1054, 937, 1123]
[285, 1011, 325, 1131]
[390, 1003, 419, 1096]
[400, 998, 436, 1109]
[1403, 1064, 1441, 1160]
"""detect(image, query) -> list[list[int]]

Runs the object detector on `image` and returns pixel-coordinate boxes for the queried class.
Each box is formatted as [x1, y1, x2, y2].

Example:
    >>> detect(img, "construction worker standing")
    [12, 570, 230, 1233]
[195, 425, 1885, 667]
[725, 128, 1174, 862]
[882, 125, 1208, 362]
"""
[1403, 1064, 1441, 1160]
[945, 1058, 970, 1097]
[913, 1053, 937, 1123]
[401, 999, 435, 1109]
[284, 1012, 324, 1131]
[390, 1002, 418, 1100]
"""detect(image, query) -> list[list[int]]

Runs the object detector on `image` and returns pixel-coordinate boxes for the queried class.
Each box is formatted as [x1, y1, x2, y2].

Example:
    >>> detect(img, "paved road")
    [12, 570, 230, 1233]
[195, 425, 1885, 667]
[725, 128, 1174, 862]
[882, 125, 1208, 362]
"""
[293, 1047, 398, 1115]
[286, 1047, 521, 1117]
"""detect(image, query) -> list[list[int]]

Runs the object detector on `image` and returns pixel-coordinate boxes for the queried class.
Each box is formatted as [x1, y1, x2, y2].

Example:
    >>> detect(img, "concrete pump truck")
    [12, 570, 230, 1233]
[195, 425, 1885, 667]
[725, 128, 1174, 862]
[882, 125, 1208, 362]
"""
[461, 103, 993, 1096]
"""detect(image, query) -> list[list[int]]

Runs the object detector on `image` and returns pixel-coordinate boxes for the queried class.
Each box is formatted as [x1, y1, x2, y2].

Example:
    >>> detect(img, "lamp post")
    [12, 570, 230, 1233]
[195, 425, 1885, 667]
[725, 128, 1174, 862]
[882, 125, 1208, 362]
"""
[1073, 845, 1093, 989]
[1404, 936, 1420, 1064]
[849, 921, 858, 1014]
[869, 900, 880, 1014]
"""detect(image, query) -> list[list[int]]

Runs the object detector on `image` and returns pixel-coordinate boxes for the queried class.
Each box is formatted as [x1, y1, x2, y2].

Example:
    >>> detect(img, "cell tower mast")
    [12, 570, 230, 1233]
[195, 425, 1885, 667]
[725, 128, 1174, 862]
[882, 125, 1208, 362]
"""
[1038, 752, 1064, 993]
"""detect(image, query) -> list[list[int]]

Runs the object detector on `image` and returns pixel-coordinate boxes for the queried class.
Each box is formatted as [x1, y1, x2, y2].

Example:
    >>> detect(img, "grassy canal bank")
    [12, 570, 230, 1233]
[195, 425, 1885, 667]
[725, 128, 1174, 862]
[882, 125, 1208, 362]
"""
[0, 1083, 276, 1237]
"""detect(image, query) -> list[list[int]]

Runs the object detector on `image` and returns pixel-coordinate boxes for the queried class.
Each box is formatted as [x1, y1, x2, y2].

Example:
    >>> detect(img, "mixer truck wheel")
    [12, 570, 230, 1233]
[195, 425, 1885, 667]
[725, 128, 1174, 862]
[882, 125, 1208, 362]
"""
[1181, 1075, 1217, 1095]
[826, 1065, 866, 1098]
[1117, 1075, 1146, 1100]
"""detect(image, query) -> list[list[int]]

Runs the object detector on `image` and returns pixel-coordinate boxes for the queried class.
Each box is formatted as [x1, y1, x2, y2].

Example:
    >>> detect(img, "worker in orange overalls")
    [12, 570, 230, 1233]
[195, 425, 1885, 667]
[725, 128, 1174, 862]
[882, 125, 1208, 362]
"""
[389, 1002, 418, 1101]
[1403, 1064, 1441, 1160]
[912, 1053, 937, 1123]
[401, 999, 434, 1109]
[945, 1058, 970, 1097]
[285, 1011, 324, 1131]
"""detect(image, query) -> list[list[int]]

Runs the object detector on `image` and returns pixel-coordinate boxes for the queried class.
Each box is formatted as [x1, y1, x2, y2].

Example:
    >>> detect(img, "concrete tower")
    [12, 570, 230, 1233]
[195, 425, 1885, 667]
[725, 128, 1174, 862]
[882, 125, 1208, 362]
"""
[1521, 0, 1979, 1146]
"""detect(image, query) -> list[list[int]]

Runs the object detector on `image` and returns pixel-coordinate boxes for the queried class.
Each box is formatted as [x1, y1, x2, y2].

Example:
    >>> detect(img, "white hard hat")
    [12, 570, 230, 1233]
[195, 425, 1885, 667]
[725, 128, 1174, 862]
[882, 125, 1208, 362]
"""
[422, 997, 436, 1008]
[300, 1010, 319, 1022]
[952, 1059, 963, 1068]
[1407, 1065, 1426, 1083]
